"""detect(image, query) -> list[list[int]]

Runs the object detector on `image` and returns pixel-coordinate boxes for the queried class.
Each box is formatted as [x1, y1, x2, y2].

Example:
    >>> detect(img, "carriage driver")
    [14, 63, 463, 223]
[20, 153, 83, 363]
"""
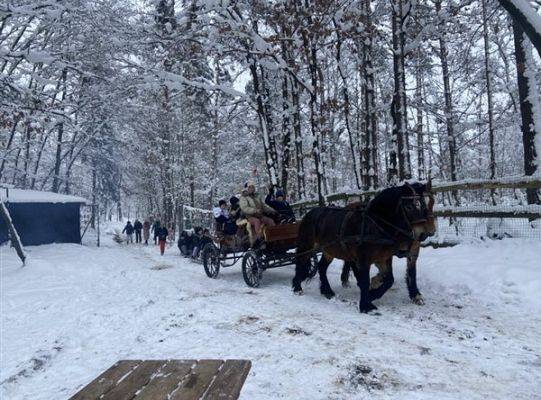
[239, 180, 278, 247]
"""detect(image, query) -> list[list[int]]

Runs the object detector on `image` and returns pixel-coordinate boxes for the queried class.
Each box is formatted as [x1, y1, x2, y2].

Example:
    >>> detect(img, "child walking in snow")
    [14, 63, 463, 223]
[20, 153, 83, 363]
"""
[157, 224, 169, 255]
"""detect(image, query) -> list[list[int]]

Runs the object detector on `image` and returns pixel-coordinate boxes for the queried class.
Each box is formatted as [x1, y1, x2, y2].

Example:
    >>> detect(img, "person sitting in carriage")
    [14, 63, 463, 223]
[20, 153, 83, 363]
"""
[239, 180, 278, 247]
[229, 196, 241, 221]
[265, 186, 296, 223]
[177, 230, 193, 257]
[192, 228, 213, 259]
[213, 199, 238, 235]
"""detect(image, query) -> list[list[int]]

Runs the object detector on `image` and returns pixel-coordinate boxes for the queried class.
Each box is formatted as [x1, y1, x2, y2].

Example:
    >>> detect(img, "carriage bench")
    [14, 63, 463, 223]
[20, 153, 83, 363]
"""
[69, 359, 251, 400]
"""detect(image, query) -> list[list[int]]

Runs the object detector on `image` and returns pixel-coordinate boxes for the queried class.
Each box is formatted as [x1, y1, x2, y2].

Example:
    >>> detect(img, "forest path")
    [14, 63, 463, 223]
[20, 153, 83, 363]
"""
[1, 238, 540, 399]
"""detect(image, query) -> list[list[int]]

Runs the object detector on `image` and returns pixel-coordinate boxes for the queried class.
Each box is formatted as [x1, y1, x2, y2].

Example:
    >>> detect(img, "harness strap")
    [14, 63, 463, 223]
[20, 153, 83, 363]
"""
[339, 210, 354, 253]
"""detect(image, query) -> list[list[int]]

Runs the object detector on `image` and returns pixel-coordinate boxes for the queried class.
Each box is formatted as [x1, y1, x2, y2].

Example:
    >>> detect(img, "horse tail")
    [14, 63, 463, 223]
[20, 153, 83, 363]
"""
[293, 208, 319, 291]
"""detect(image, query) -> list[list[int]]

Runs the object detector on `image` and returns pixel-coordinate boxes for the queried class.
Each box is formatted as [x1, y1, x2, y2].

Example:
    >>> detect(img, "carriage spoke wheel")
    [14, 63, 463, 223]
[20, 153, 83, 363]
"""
[202, 243, 220, 279]
[308, 253, 321, 279]
[242, 251, 263, 288]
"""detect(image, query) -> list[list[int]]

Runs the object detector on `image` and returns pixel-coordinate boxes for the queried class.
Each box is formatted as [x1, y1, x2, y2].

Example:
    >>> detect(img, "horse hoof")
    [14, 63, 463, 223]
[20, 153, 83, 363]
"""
[360, 303, 378, 313]
[411, 294, 425, 305]
[293, 289, 304, 296]
[322, 291, 335, 299]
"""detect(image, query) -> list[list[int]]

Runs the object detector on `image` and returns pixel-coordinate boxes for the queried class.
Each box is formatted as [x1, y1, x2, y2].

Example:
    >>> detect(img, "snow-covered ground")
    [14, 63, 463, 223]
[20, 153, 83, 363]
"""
[1, 232, 541, 399]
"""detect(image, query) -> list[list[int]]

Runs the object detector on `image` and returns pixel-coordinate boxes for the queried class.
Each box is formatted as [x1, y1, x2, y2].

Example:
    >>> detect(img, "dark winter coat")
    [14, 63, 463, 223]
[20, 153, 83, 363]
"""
[157, 226, 168, 241]
[196, 234, 213, 249]
[122, 222, 135, 235]
[133, 220, 143, 232]
[152, 221, 161, 233]
[265, 194, 295, 221]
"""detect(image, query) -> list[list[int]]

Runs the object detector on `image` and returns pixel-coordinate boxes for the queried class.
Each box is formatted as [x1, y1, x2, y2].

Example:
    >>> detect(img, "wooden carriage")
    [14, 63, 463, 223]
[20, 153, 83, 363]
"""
[202, 221, 318, 287]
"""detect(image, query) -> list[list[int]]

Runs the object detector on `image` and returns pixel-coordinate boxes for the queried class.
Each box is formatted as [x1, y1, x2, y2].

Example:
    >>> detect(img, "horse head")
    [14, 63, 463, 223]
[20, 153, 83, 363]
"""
[368, 182, 436, 242]
[404, 181, 436, 242]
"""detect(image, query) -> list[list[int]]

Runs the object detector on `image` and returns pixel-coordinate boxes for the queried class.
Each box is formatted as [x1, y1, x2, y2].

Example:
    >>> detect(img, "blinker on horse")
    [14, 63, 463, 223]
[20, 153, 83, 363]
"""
[292, 182, 436, 313]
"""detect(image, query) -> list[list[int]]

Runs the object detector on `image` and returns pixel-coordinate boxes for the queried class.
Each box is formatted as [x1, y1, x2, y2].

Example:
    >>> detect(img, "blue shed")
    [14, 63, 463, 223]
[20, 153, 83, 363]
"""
[0, 188, 88, 246]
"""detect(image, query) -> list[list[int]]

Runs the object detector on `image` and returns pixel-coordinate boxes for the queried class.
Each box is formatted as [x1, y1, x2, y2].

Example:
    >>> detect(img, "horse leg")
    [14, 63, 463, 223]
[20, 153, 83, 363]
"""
[341, 262, 352, 288]
[352, 257, 377, 313]
[368, 258, 394, 301]
[318, 255, 335, 299]
[293, 246, 313, 294]
[405, 243, 424, 305]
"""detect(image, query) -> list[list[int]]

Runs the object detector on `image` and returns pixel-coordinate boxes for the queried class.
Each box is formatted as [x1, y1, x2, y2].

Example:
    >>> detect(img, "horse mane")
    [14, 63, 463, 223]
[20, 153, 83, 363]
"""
[367, 183, 426, 219]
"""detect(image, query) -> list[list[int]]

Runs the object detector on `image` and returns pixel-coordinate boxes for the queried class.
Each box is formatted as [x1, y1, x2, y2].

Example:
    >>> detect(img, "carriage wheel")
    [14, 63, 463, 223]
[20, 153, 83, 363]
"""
[202, 243, 220, 279]
[242, 251, 263, 288]
[308, 253, 321, 279]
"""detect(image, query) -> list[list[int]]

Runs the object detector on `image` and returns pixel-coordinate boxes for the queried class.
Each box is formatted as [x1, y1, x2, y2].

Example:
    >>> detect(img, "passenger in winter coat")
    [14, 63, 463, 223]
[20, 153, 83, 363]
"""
[212, 200, 229, 224]
[157, 224, 168, 255]
[133, 219, 143, 243]
[239, 181, 278, 246]
[192, 228, 213, 259]
[265, 186, 296, 222]
[152, 220, 161, 245]
[213, 199, 234, 233]
[142, 220, 151, 245]
[229, 196, 241, 221]
[122, 221, 135, 244]
[177, 230, 193, 257]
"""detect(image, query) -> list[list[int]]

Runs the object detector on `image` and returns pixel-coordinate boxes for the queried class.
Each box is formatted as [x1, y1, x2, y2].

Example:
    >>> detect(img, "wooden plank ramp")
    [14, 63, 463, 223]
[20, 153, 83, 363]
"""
[69, 359, 251, 400]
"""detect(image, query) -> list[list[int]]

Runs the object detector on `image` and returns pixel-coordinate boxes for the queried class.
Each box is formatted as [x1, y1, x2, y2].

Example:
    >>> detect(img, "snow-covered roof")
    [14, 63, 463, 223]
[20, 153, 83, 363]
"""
[0, 188, 88, 204]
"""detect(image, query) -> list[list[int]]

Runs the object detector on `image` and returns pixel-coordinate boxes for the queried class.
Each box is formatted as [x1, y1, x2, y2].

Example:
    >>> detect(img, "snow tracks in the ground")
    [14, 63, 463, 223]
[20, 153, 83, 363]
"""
[1, 239, 540, 400]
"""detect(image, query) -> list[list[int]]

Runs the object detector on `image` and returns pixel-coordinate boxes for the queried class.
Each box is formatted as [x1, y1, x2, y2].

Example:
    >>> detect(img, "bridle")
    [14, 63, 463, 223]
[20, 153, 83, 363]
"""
[369, 186, 434, 242]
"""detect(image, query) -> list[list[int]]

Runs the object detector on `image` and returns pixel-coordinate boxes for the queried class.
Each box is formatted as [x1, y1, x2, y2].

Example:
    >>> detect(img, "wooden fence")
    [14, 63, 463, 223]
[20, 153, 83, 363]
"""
[291, 175, 541, 220]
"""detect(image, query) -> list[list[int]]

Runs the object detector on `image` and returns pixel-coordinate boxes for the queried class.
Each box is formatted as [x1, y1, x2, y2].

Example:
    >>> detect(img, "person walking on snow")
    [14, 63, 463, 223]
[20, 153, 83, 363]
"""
[122, 221, 135, 244]
[142, 219, 151, 245]
[133, 219, 143, 243]
[151, 220, 161, 245]
[157, 224, 169, 255]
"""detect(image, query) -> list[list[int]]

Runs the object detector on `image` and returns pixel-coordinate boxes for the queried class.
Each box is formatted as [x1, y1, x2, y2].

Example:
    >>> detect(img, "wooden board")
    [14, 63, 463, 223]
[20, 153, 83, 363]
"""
[69, 359, 251, 400]
[263, 222, 299, 243]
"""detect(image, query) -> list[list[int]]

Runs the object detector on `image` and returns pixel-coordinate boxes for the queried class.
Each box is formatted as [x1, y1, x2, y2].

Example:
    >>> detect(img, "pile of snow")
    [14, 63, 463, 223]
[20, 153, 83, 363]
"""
[1, 237, 540, 399]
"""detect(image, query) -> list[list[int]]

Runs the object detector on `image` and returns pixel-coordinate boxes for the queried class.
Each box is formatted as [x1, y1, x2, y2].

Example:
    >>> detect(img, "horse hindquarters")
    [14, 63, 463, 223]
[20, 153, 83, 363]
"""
[292, 211, 318, 293]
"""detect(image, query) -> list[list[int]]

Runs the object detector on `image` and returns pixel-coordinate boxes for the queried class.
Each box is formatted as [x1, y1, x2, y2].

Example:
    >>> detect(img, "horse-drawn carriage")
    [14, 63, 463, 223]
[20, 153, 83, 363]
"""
[201, 221, 318, 287]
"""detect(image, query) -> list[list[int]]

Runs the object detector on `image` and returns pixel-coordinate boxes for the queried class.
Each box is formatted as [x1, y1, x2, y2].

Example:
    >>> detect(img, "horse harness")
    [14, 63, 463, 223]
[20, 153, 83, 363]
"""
[336, 187, 431, 255]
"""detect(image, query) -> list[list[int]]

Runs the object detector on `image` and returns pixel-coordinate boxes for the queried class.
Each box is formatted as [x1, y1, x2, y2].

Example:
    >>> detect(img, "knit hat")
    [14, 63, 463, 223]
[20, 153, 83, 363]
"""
[218, 199, 227, 206]
[275, 190, 284, 198]
[244, 180, 255, 188]
[230, 196, 239, 205]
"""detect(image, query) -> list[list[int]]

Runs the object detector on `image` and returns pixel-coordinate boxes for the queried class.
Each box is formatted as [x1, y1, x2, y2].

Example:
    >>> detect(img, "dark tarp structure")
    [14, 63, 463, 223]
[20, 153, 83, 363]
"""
[0, 189, 87, 246]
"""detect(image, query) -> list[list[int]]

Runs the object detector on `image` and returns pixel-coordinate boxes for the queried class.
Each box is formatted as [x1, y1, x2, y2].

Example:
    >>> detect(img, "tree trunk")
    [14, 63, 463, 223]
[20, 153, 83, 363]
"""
[497, 0, 541, 56]
[334, 20, 360, 189]
[51, 67, 68, 193]
[513, 22, 541, 205]
[390, 0, 411, 182]
[482, 0, 497, 204]
[0, 200, 26, 265]
[436, 0, 459, 203]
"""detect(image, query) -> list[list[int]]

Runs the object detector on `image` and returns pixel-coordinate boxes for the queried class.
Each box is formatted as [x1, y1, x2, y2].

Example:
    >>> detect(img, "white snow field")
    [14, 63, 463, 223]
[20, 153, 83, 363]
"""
[1, 236, 541, 400]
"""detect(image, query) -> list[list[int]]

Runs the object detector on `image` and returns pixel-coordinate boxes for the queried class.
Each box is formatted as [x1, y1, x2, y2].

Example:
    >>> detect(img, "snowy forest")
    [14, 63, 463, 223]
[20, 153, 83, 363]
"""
[1, 0, 541, 221]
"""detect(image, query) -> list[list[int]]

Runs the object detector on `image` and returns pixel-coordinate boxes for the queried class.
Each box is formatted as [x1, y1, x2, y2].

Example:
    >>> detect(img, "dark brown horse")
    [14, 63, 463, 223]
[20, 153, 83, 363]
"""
[341, 239, 427, 305]
[340, 183, 435, 305]
[292, 182, 435, 313]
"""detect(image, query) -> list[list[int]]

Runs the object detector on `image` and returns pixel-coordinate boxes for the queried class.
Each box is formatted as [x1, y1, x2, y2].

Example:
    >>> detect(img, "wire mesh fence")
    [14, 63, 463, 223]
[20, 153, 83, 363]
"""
[179, 205, 214, 232]
[429, 216, 541, 245]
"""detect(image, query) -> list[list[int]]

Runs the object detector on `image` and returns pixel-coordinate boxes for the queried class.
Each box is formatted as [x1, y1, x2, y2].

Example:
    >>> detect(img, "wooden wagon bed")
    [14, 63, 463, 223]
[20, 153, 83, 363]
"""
[69, 359, 251, 400]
